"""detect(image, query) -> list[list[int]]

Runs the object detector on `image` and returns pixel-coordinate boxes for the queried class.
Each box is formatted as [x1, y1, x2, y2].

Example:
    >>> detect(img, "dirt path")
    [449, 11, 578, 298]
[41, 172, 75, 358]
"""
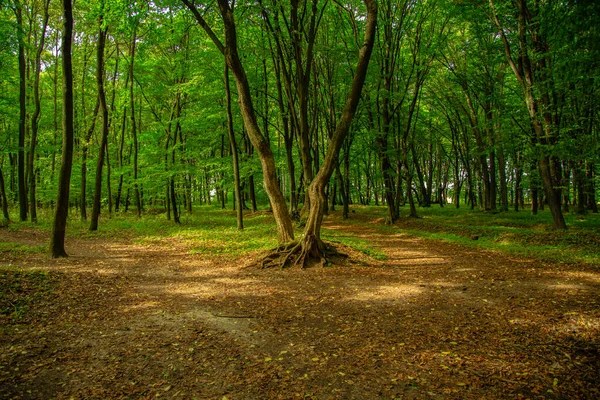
[1, 213, 599, 399]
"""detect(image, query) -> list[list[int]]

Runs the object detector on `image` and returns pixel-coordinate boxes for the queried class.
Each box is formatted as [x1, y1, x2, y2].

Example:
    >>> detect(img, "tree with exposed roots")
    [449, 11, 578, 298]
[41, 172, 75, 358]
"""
[183, 0, 378, 268]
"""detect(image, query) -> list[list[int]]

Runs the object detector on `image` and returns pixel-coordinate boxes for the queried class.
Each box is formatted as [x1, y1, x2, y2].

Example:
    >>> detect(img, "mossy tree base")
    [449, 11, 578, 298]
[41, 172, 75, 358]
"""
[259, 235, 347, 269]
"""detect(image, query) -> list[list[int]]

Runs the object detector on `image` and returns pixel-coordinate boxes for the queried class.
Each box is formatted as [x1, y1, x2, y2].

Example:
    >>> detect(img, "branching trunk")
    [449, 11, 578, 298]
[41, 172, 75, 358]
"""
[261, 0, 377, 268]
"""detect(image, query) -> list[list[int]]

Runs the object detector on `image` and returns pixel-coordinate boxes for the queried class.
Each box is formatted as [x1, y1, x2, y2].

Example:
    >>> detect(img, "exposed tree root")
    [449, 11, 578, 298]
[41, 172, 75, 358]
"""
[258, 235, 347, 269]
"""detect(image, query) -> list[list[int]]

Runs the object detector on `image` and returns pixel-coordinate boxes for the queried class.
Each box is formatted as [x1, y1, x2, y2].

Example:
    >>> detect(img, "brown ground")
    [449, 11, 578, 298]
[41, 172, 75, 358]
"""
[1, 212, 599, 399]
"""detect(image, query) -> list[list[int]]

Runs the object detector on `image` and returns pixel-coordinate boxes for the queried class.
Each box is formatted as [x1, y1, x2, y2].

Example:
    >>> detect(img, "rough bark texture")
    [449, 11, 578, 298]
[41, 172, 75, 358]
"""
[50, 0, 74, 258]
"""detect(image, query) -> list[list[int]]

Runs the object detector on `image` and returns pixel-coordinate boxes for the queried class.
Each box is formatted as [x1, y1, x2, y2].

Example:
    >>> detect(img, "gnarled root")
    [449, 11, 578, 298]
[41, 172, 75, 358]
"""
[259, 235, 347, 269]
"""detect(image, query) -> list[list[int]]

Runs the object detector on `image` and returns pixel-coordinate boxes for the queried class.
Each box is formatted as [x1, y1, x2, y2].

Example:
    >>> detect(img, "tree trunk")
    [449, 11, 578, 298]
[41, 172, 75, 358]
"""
[183, 0, 294, 244]
[80, 100, 100, 220]
[15, 2, 27, 221]
[27, 0, 50, 223]
[89, 18, 109, 232]
[300, 0, 377, 259]
[0, 166, 10, 221]
[129, 27, 142, 217]
[225, 64, 243, 229]
[115, 104, 127, 212]
[50, 0, 74, 258]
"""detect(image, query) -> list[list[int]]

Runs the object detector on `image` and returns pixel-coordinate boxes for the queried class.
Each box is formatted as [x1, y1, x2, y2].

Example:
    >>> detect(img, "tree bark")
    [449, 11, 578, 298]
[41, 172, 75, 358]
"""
[0, 166, 10, 221]
[225, 63, 243, 229]
[301, 0, 377, 255]
[27, 0, 50, 223]
[80, 99, 100, 220]
[89, 16, 109, 232]
[183, 0, 294, 243]
[50, 0, 74, 258]
[15, 2, 27, 221]
[129, 27, 142, 217]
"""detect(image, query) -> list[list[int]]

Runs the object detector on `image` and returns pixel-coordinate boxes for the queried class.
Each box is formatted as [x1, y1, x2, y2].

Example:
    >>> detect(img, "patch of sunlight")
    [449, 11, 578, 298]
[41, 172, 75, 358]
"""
[552, 314, 600, 335]
[92, 268, 121, 275]
[556, 271, 600, 283]
[454, 268, 477, 273]
[346, 284, 424, 301]
[167, 282, 272, 298]
[122, 301, 159, 312]
[547, 283, 589, 291]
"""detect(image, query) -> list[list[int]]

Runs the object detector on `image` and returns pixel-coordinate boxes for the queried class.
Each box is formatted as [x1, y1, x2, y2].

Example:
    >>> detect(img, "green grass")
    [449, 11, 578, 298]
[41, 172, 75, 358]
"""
[0, 242, 46, 255]
[322, 229, 387, 260]
[362, 205, 600, 266]
[3, 203, 598, 266]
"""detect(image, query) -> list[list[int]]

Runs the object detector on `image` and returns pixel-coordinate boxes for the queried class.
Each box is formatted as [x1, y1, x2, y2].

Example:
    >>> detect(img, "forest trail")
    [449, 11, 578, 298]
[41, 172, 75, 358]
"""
[1, 212, 599, 399]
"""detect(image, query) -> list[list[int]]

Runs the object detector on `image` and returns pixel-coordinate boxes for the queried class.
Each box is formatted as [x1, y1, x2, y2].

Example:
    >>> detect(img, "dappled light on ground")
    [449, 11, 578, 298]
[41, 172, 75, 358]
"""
[1, 213, 599, 399]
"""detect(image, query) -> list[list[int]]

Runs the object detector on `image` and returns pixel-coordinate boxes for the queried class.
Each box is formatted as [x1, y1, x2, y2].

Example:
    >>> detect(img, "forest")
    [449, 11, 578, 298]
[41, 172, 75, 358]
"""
[1, 0, 600, 398]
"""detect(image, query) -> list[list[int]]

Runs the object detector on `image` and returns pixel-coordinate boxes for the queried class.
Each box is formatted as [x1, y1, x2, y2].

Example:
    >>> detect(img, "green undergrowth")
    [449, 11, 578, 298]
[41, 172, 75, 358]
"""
[5, 204, 597, 266]
[359, 205, 600, 266]
[0, 242, 46, 255]
[322, 229, 387, 261]
[2, 206, 386, 261]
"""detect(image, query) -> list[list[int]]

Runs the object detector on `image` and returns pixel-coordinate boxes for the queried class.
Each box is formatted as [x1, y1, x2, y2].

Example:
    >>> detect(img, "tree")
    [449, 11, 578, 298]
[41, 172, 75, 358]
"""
[183, 0, 295, 244]
[489, 0, 567, 229]
[265, 0, 378, 267]
[89, 1, 109, 231]
[50, 0, 74, 257]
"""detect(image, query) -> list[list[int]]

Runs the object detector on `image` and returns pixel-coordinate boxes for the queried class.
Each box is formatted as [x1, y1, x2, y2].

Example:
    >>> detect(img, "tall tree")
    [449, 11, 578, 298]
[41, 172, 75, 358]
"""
[28, 0, 51, 223]
[50, 0, 74, 257]
[272, 0, 378, 267]
[14, 0, 27, 221]
[489, 0, 567, 229]
[183, 0, 295, 244]
[89, 2, 109, 231]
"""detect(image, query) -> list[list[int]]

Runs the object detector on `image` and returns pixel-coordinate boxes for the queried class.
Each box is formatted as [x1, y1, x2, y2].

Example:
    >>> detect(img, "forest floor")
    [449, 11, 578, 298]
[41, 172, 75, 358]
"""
[1, 210, 599, 399]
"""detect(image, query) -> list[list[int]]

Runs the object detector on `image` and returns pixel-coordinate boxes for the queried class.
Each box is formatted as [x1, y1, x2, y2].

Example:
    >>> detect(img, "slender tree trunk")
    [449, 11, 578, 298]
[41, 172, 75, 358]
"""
[89, 17, 109, 232]
[27, 0, 49, 223]
[587, 163, 598, 213]
[225, 64, 243, 229]
[50, 0, 74, 258]
[183, 0, 294, 244]
[129, 28, 142, 217]
[105, 140, 112, 215]
[15, 2, 27, 221]
[52, 30, 59, 179]
[0, 166, 10, 221]
[80, 100, 100, 220]
[115, 104, 127, 212]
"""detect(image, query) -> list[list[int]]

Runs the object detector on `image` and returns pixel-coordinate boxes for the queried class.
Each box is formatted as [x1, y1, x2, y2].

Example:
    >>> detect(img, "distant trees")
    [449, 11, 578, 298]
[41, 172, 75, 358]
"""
[0, 0, 597, 256]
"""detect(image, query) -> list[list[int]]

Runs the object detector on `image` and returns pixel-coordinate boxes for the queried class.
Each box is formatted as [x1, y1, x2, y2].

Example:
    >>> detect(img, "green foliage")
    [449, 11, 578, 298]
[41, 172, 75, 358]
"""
[389, 206, 600, 266]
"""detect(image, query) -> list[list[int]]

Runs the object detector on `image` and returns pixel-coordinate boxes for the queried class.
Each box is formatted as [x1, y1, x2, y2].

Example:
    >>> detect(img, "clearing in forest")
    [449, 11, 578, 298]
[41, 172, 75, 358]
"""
[1, 209, 599, 399]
